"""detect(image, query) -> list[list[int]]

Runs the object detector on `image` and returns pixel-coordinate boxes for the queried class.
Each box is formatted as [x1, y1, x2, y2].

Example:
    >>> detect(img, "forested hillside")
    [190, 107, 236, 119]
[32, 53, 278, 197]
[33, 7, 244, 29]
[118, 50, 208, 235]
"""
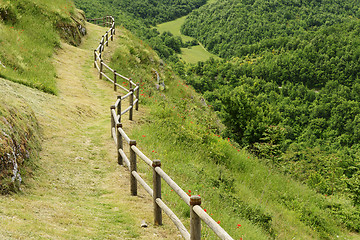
[182, 0, 360, 58]
[74, 0, 206, 59]
[76, 0, 206, 25]
[167, 0, 360, 225]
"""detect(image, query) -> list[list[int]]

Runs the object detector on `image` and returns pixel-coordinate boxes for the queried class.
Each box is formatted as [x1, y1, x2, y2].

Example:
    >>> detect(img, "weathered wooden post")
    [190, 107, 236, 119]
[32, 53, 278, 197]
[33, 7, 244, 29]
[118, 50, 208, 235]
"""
[99, 60, 103, 79]
[129, 88, 134, 121]
[113, 22, 116, 35]
[99, 40, 102, 59]
[106, 32, 109, 46]
[111, 27, 114, 41]
[152, 160, 162, 225]
[110, 105, 115, 138]
[94, 50, 97, 68]
[190, 195, 201, 240]
[129, 140, 137, 196]
[135, 83, 140, 111]
[116, 123, 123, 165]
[114, 70, 117, 91]
[117, 95, 122, 123]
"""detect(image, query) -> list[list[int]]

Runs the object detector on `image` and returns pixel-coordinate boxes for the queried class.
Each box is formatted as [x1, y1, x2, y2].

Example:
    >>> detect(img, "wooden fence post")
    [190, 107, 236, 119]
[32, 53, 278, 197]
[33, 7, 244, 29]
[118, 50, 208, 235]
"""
[110, 105, 115, 138]
[129, 140, 137, 196]
[111, 27, 114, 41]
[94, 50, 97, 68]
[114, 70, 117, 91]
[117, 123, 123, 165]
[100, 60, 103, 79]
[190, 195, 201, 240]
[113, 22, 116, 35]
[103, 16, 105, 27]
[106, 33, 109, 47]
[152, 160, 162, 225]
[99, 40, 102, 59]
[129, 88, 134, 121]
[117, 95, 122, 123]
[136, 83, 140, 111]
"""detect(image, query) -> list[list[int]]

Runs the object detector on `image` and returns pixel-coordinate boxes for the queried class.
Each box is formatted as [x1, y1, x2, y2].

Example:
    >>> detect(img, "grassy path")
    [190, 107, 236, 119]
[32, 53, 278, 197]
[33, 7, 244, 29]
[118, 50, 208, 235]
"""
[0, 23, 180, 239]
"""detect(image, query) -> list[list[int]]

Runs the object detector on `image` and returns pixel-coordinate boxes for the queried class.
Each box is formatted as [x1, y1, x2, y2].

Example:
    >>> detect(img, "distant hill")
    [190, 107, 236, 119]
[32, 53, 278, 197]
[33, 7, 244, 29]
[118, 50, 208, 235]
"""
[182, 0, 360, 58]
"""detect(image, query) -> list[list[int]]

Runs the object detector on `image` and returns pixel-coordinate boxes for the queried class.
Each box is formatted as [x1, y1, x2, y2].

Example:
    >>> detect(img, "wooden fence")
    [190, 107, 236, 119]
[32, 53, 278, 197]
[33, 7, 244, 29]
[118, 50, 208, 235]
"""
[88, 16, 234, 240]
[88, 16, 140, 120]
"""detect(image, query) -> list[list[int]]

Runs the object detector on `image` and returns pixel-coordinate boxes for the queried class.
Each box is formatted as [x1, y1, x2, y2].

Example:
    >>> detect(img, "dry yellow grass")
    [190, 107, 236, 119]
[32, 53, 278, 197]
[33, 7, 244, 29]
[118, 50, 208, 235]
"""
[0, 22, 181, 239]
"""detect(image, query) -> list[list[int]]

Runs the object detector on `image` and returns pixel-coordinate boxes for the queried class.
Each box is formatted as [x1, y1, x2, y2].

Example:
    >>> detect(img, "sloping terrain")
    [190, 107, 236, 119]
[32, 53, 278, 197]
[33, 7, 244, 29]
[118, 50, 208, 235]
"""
[0, 23, 180, 239]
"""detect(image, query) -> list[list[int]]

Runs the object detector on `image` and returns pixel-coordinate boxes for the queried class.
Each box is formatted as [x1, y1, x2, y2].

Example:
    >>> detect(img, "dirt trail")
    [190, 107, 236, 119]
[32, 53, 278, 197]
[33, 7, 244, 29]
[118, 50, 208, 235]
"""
[0, 23, 180, 239]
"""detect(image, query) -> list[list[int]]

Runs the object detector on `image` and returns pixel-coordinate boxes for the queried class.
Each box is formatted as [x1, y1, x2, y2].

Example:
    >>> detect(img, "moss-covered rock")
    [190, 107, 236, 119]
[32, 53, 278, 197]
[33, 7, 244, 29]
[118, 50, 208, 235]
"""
[57, 9, 87, 46]
[0, 97, 41, 194]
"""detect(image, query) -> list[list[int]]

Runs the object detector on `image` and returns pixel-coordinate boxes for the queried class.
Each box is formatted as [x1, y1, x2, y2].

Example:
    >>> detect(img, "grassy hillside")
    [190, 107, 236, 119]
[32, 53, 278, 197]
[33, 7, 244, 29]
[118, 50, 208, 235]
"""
[0, 0, 86, 94]
[108, 26, 360, 240]
[0, 0, 85, 193]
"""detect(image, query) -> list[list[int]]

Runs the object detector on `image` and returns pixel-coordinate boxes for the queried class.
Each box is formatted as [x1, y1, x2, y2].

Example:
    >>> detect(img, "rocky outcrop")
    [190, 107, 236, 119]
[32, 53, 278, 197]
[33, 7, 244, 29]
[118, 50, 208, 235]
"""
[57, 9, 87, 46]
[0, 99, 40, 194]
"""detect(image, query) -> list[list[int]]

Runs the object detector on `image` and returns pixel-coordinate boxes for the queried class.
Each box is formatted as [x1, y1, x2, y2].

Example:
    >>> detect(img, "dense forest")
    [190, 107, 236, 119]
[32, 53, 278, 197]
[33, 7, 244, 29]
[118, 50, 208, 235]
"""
[169, 0, 360, 221]
[182, 0, 360, 58]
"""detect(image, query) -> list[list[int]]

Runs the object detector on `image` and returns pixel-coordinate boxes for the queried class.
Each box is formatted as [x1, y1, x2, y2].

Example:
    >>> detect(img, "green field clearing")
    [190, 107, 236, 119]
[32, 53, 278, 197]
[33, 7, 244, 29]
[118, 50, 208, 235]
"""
[156, 16, 219, 63]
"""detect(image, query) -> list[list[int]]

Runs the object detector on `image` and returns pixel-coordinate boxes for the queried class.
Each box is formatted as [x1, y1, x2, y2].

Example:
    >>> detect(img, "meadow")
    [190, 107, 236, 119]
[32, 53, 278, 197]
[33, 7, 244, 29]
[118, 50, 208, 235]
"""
[156, 16, 219, 63]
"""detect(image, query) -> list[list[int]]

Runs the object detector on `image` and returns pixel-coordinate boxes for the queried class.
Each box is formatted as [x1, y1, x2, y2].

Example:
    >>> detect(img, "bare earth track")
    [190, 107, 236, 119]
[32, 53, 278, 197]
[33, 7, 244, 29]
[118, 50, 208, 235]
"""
[0, 23, 180, 239]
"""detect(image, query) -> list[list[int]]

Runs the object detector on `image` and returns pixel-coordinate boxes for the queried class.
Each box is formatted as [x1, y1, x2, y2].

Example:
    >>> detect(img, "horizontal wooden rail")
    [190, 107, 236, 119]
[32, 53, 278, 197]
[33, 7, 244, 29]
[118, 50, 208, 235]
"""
[132, 171, 153, 196]
[121, 91, 133, 100]
[155, 167, 191, 206]
[121, 105, 132, 116]
[193, 205, 233, 240]
[115, 98, 121, 108]
[156, 198, 190, 240]
[102, 62, 114, 72]
[115, 72, 130, 81]
[102, 72, 114, 83]
[119, 149, 130, 170]
[131, 145, 152, 167]
[118, 127, 130, 144]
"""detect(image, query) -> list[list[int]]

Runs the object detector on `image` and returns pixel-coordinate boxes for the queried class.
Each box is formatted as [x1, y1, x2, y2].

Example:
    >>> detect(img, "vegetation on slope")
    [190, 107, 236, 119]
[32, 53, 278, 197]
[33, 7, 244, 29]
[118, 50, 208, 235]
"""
[75, 0, 206, 25]
[74, 0, 206, 60]
[0, 0, 85, 193]
[158, 0, 360, 232]
[0, 92, 41, 194]
[181, 0, 360, 58]
[0, 0, 86, 94]
[107, 25, 359, 239]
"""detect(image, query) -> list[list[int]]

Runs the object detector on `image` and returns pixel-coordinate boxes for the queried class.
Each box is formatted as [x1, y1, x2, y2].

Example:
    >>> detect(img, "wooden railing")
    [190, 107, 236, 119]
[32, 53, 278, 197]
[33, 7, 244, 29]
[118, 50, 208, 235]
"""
[89, 16, 234, 240]
[89, 16, 140, 120]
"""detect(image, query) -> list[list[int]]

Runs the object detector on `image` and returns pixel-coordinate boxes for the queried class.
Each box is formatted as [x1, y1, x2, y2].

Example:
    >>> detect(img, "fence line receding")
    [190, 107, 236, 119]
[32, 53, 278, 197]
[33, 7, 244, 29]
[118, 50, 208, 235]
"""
[88, 16, 234, 240]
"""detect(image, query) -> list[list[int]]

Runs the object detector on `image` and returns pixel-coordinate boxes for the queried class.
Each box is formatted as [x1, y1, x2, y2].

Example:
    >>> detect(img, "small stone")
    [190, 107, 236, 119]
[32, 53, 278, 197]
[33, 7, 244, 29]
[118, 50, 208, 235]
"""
[141, 220, 148, 228]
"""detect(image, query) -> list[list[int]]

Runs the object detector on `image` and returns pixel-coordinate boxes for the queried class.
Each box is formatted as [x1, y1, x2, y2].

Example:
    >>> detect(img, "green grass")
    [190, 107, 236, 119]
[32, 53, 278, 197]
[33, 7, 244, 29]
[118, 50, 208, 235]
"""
[156, 16, 219, 63]
[180, 44, 219, 63]
[0, 0, 78, 94]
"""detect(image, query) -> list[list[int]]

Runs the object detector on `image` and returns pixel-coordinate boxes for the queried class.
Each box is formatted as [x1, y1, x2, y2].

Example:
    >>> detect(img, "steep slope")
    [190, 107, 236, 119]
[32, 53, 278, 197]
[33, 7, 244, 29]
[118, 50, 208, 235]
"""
[0, 21, 181, 239]
[0, 0, 86, 194]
